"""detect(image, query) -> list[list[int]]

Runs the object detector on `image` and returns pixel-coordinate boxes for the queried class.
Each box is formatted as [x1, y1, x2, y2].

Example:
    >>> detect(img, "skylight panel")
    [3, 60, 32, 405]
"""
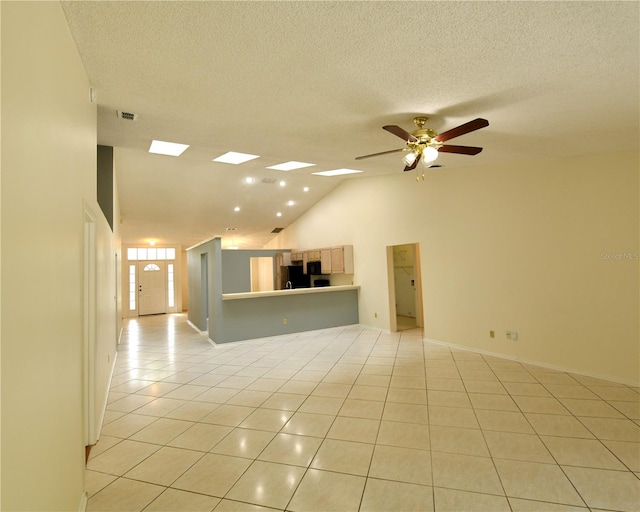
[149, 140, 190, 156]
[312, 168, 364, 177]
[267, 161, 316, 171]
[213, 151, 260, 164]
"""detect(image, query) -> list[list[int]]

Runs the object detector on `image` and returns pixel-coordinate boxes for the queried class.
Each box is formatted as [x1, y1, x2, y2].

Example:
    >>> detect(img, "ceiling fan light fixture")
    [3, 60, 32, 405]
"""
[422, 146, 439, 164]
[402, 151, 418, 167]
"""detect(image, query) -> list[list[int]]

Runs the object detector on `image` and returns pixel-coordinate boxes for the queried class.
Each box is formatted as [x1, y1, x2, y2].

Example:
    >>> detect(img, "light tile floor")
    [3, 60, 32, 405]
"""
[86, 314, 640, 511]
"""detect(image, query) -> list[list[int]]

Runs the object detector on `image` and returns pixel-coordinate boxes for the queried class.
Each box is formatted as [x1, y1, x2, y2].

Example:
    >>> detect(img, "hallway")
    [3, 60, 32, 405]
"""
[86, 314, 640, 511]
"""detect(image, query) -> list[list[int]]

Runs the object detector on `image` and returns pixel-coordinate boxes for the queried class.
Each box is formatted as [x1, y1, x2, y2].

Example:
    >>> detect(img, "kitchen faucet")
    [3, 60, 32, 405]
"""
[285, 281, 292, 289]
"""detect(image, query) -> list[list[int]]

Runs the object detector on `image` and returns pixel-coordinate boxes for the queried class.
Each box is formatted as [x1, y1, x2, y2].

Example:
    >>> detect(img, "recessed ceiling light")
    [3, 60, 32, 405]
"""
[149, 139, 190, 156]
[279, 181, 286, 187]
[276, 212, 282, 217]
[303, 187, 310, 192]
[244, 177, 255, 184]
[234, 206, 240, 212]
[287, 200, 295, 206]
[266, 161, 316, 171]
[213, 151, 260, 165]
[312, 168, 364, 177]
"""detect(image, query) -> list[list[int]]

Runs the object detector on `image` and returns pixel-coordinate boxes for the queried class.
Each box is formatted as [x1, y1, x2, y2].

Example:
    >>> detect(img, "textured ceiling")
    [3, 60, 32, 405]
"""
[61, 1, 639, 249]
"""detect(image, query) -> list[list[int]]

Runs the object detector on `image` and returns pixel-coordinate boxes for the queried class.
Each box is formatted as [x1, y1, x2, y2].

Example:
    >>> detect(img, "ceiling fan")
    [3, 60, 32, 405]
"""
[356, 117, 489, 176]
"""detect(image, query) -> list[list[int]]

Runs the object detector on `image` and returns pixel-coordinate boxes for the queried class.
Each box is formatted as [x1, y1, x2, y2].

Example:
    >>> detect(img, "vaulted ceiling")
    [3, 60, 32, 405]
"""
[61, 1, 639, 249]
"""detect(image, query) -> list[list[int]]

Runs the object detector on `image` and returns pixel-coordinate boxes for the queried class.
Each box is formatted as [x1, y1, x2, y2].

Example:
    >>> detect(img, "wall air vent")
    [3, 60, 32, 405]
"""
[262, 178, 277, 184]
[271, 227, 284, 233]
[117, 110, 138, 121]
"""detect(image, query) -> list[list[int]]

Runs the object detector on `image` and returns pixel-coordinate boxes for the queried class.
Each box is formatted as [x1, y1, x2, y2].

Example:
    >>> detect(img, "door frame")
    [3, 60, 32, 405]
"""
[83, 204, 97, 447]
[386, 243, 424, 332]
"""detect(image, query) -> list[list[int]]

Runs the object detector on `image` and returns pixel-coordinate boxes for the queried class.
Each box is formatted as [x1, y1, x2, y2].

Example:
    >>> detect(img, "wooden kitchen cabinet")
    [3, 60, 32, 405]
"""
[330, 247, 344, 273]
[330, 245, 353, 274]
[287, 245, 353, 275]
[320, 249, 332, 274]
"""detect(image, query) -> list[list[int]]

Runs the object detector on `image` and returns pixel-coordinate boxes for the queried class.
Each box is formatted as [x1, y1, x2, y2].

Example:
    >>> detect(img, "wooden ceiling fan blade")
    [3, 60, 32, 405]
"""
[355, 148, 405, 160]
[404, 153, 421, 171]
[438, 144, 483, 155]
[383, 125, 418, 143]
[435, 118, 489, 142]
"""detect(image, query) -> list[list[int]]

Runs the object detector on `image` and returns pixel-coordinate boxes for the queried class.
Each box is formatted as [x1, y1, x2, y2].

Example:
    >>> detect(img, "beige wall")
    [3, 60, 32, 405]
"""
[1, 2, 118, 509]
[268, 151, 639, 385]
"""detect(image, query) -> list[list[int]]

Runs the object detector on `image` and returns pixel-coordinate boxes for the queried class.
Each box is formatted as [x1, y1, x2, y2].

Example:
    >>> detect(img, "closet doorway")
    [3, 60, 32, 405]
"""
[387, 243, 424, 332]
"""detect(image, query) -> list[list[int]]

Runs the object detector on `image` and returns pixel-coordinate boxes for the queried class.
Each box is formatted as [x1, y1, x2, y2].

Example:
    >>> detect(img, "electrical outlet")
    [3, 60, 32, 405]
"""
[374, 312, 378, 318]
[282, 318, 288, 325]
[489, 330, 495, 338]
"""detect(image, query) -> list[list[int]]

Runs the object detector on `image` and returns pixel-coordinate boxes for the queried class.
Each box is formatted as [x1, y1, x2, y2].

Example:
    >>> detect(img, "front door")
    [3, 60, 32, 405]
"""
[138, 261, 166, 315]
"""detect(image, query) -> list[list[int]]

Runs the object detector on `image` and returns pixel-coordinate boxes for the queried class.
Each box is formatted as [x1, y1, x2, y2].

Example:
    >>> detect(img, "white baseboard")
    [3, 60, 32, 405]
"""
[358, 323, 392, 334]
[187, 319, 205, 334]
[78, 491, 88, 512]
[95, 350, 118, 441]
[424, 337, 639, 388]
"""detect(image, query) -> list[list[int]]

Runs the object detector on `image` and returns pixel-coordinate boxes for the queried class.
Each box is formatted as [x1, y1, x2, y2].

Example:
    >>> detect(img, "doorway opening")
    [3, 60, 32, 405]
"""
[387, 243, 424, 332]
[250, 256, 275, 292]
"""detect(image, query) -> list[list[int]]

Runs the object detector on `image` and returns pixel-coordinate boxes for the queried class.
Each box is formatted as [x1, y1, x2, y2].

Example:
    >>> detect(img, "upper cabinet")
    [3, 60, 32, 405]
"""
[330, 245, 353, 274]
[320, 249, 332, 274]
[285, 245, 354, 275]
[330, 247, 343, 273]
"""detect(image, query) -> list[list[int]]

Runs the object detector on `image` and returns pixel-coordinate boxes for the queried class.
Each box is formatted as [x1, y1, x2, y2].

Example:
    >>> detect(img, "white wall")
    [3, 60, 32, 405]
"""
[94, 211, 120, 442]
[1, 2, 118, 509]
[268, 151, 639, 385]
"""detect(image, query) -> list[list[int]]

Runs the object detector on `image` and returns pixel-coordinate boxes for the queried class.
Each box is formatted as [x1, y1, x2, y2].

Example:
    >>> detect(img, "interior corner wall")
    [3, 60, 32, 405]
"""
[0, 2, 3, 506]
[94, 159, 121, 443]
[113, 169, 123, 338]
[187, 247, 206, 331]
[181, 249, 189, 311]
[267, 151, 639, 385]
[187, 238, 222, 338]
[1, 2, 107, 509]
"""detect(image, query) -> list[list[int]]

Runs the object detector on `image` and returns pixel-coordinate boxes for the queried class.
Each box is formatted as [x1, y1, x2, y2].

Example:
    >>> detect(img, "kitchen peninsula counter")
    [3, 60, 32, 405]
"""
[188, 238, 359, 344]
[219, 284, 360, 342]
[222, 284, 360, 300]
